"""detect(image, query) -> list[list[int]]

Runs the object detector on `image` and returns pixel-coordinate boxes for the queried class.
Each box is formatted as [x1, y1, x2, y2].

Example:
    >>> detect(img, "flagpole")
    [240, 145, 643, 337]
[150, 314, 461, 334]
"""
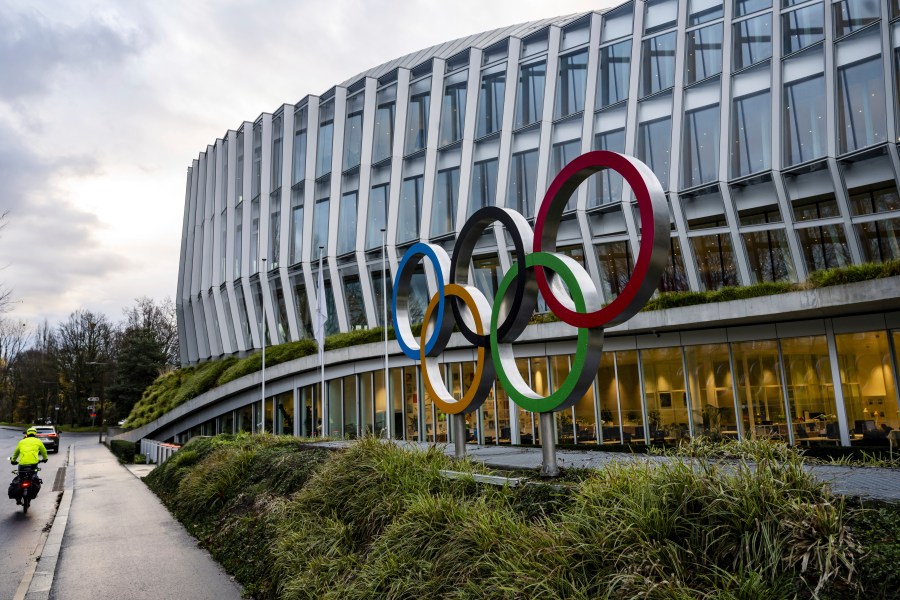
[319, 246, 326, 437]
[381, 228, 389, 440]
[261, 257, 267, 435]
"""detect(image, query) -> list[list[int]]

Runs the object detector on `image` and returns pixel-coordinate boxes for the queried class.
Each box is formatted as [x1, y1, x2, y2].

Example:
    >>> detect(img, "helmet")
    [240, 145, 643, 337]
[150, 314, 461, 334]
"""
[26, 428, 37, 436]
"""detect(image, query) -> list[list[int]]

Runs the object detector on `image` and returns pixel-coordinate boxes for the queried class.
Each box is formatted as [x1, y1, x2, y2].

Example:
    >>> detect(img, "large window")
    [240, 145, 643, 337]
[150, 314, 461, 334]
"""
[836, 331, 900, 440]
[642, 347, 690, 441]
[641, 32, 677, 96]
[689, 0, 723, 26]
[312, 197, 329, 252]
[250, 199, 260, 274]
[735, 0, 771, 19]
[269, 197, 281, 269]
[439, 76, 467, 146]
[291, 107, 307, 185]
[732, 340, 788, 441]
[235, 129, 244, 204]
[784, 74, 826, 166]
[733, 13, 772, 70]
[596, 240, 633, 300]
[342, 274, 367, 329]
[398, 176, 423, 243]
[271, 114, 283, 191]
[661, 237, 690, 292]
[856, 218, 900, 263]
[514, 60, 545, 128]
[371, 269, 391, 327]
[685, 344, 739, 437]
[315, 101, 334, 178]
[290, 274, 312, 338]
[468, 158, 499, 215]
[473, 253, 502, 300]
[742, 229, 797, 283]
[372, 88, 396, 162]
[555, 49, 589, 118]
[431, 167, 459, 236]
[365, 183, 388, 250]
[731, 90, 771, 177]
[686, 23, 724, 84]
[233, 207, 242, 279]
[343, 94, 364, 170]
[251, 124, 262, 199]
[645, 0, 678, 34]
[289, 200, 303, 265]
[637, 116, 672, 189]
[405, 87, 430, 154]
[597, 40, 631, 108]
[849, 185, 900, 216]
[795, 224, 851, 272]
[682, 104, 720, 188]
[476, 68, 506, 138]
[551, 140, 582, 211]
[781, 336, 838, 444]
[507, 150, 539, 217]
[833, 0, 881, 38]
[691, 233, 740, 290]
[590, 128, 626, 207]
[837, 56, 887, 154]
[783, 3, 824, 55]
[337, 192, 357, 255]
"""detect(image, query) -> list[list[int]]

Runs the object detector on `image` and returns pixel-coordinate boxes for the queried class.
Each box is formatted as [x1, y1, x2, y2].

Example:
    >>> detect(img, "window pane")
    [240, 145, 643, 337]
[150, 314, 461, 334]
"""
[476, 69, 506, 137]
[735, 0, 771, 18]
[468, 158, 499, 215]
[292, 124, 307, 185]
[271, 114, 283, 191]
[235, 130, 244, 204]
[642, 347, 690, 441]
[404, 90, 430, 154]
[682, 104, 720, 188]
[343, 95, 364, 170]
[431, 167, 459, 236]
[322, 275, 339, 335]
[439, 79, 467, 146]
[514, 60, 545, 128]
[234, 207, 242, 278]
[337, 192, 357, 255]
[473, 253, 501, 300]
[685, 343, 739, 437]
[795, 225, 852, 272]
[690, 233, 740, 290]
[849, 184, 900, 216]
[782, 335, 837, 444]
[398, 176, 423, 242]
[269, 196, 281, 268]
[372, 90, 395, 162]
[733, 13, 773, 70]
[783, 3, 825, 54]
[616, 351, 645, 443]
[596, 240, 633, 299]
[597, 40, 631, 108]
[792, 194, 840, 221]
[551, 139, 582, 210]
[590, 128, 626, 207]
[837, 56, 888, 154]
[250, 198, 260, 274]
[637, 116, 672, 189]
[371, 268, 391, 327]
[289, 201, 303, 265]
[555, 49, 589, 118]
[856, 218, 900, 262]
[686, 23, 724, 84]
[689, 0, 724, 26]
[291, 276, 312, 338]
[834, 0, 881, 38]
[343, 274, 366, 328]
[784, 74, 826, 166]
[731, 90, 771, 177]
[312, 197, 329, 251]
[251, 124, 262, 199]
[641, 32, 677, 96]
[836, 331, 900, 443]
[507, 150, 539, 217]
[315, 102, 334, 178]
[270, 278, 288, 343]
[742, 228, 797, 283]
[732, 340, 788, 441]
[645, 0, 677, 34]
[365, 183, 389, 250]
[661, 236, 690, 292]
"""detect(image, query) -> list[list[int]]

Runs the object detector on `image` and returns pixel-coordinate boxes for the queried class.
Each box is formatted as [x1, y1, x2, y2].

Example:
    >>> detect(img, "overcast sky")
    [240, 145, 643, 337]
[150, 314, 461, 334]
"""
[0, 0, 617, 330]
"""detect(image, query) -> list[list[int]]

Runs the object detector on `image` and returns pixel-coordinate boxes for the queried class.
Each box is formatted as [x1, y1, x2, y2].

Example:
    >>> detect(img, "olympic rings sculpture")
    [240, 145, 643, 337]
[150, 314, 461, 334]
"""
[392, 151, 669, 416]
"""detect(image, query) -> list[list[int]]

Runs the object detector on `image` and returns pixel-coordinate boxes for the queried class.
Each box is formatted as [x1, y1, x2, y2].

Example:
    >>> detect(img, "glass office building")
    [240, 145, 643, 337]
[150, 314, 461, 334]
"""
[171, 0, 900, 448]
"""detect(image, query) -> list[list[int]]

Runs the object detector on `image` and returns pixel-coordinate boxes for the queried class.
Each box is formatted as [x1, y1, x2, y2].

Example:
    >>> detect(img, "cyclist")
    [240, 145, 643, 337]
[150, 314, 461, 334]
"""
[10, 428, 48, 504]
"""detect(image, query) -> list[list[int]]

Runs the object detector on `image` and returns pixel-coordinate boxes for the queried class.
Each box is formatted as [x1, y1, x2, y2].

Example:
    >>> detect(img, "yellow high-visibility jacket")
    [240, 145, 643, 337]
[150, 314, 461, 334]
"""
[12, 436, 48, 465]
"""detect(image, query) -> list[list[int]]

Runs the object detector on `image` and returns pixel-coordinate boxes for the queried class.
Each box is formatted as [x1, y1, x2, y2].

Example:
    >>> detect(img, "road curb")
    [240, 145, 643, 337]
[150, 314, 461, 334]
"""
[20, 445, 75, 600]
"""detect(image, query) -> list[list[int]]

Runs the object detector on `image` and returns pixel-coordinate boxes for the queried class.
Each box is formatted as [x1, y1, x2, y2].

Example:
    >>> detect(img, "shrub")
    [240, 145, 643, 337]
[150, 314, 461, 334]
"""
[109, 439, 137, 463]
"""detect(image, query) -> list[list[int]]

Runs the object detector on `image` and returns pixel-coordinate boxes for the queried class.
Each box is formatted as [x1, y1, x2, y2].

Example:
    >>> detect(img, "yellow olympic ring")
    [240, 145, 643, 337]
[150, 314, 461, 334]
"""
[420, 283, 495, 415]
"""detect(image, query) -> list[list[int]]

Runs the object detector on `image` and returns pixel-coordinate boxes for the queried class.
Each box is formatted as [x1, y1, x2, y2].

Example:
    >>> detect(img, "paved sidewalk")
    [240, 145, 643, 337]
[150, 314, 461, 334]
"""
[49, 444, 243, 600]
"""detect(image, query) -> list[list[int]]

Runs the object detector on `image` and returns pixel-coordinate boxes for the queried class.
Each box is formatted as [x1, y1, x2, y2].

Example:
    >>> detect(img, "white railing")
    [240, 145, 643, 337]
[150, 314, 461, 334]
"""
[140, 439, 181, 465]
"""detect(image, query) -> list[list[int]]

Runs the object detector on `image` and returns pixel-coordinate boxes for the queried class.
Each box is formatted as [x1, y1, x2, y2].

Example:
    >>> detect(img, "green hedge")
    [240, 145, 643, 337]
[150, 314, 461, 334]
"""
[109, 439, 137, 463]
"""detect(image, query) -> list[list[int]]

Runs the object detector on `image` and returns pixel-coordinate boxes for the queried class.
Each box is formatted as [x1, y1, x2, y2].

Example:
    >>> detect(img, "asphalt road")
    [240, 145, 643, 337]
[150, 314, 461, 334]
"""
[0, 427, 85, 600]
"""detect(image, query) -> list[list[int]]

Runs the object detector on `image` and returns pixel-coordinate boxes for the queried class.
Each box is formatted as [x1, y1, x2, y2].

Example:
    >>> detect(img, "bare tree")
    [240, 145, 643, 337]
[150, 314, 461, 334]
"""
[55, 310, 115, 425]
[0, 317, 28, 421]
[121, 297, 178, 366]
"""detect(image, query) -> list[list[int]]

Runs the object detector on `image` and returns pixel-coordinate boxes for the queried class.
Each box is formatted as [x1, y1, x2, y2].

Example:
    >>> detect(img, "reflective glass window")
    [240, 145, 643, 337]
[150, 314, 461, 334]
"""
[365, 183, 389, 250]
[836, 331, 900, 441]
[468, 158, 499, 215]
[781, 335, 838, 444]
[792, 193, 840, 221]
[856, 218, 900, 262]
[691, 233, 740, 290]
[742, 228, 797, 283]
[735, 0, 771, 17]
[732, 340, 788, 441]
[685, 343, 739, 437]
[682, 104, 720, 188]
[431, 167, 459, 237]
[590, 128, 626, 207]
[661, 237, 690, 292]
[404, 88, 430, 154]
[271, 114, 283, 191]
[601, 4, 633, 42]
[837, 56, 888, 154]
[641, 32, 677, 96]
[689, 0, 724, 26]
[251, 124, 262, 199]
[271, 278, 289, 343]
[322, 275, 339, 336]
[514, 60, 546, 128]
[235, 129, 244, 204]
[733, 13, 773, 70]
[250, 198, 260, 274]
[834, 0, 881, 37]
[290, 275, 313, 339]
[555, 49, 589, 118]
[234, 207, 242, 279]
[507, 149, 539, 217]
[645, 0, 677, 34]
[616, 351, 645, 444]
[476, 69, 506, 137]
[731, 90, 771, 177]
[472, 253, 502, 300]
[372, 88, 396, 162]
[315, 101, 334, 178]
[596, 352, 621, 442]
[795, 224, 852, 272]
[398, 176, 423, 242]
[551, 139, 582, 210]
[371, 268, 391, 327]
[439, 77, 467, 146]
[292, 107, 307, 185]
[342, 274, 366, 329]
[343, 94, 364, 170]
[783, 3, 825, 54]
[312, 197, 329, 251]
[893, 0, 900, 19]
[289, 188, 304, 265]
[269, 196, 281, 268]
[849, 184, 900, 216]
[596, 240, 633, 300]
[784, 74, 826, 166]
[686, 23, 724, 84]
[597, 40, 631, 108]
[342, 375, 357, 439]
[337, 191, 357, 255]
[637, 116, 672, 189]
[642, 347, 690, 441]
[327, 378, 342, 437]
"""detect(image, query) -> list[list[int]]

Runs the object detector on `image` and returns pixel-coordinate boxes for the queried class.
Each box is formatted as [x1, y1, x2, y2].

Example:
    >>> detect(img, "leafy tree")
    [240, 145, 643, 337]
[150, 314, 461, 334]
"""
[55, 310, 115, 425]
[106, 326, 168, 421]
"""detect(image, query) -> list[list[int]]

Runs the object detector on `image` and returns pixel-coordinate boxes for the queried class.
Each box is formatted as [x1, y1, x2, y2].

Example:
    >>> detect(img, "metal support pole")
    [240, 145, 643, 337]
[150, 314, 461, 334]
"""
[452, 413, 466, 460]
[539, 412, 559, 477]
